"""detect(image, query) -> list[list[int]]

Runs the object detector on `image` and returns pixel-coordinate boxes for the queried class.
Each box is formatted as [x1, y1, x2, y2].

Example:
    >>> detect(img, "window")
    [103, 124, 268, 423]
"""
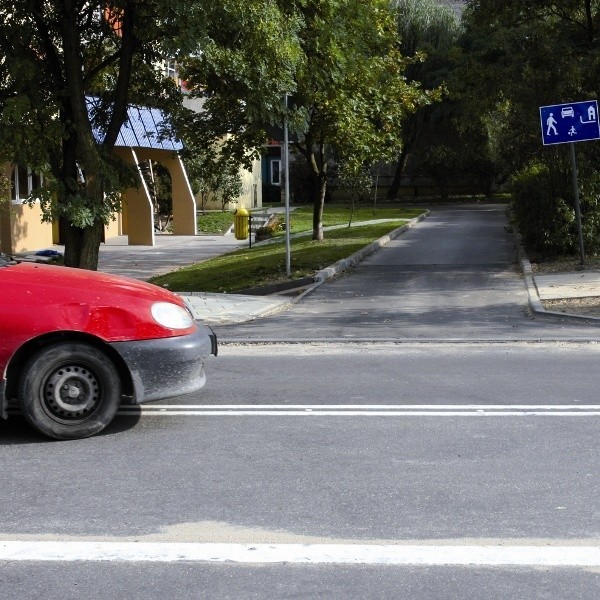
[271, 160, 281, 186]
[18, 166, 28, 200]
[165, 60, 178, 81]
[10, 165, 44, 203]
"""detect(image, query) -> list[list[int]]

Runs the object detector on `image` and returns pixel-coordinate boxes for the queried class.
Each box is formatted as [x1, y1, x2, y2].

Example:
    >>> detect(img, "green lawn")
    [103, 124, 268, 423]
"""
[197, 211, 235, 234]
[195, 205, 424, 236]
[150, 219, 419, 293]
[282, 205, 424, 234]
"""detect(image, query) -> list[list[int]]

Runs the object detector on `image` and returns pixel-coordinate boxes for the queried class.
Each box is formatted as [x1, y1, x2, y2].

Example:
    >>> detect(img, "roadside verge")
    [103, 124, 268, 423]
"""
[182, 212, 429, 324]
[516, 234, 600, 324]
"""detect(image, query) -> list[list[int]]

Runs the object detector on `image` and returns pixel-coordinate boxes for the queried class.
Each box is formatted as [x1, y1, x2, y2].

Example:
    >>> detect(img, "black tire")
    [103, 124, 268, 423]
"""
[18, 342, 122, 440]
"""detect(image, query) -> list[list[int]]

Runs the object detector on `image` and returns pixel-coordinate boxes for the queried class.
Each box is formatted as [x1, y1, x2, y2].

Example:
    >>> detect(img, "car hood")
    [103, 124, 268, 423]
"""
[7, 261, 180, 304]
[0, 261, 194, 342]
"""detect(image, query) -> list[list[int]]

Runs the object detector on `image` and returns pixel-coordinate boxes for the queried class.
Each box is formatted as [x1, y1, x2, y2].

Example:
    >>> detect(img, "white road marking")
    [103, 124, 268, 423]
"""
[1, 541, 600, 565]
[116, 404, 600, 417]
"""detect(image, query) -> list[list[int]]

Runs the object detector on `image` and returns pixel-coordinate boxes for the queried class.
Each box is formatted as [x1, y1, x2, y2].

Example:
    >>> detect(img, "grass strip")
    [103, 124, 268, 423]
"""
[197, 211, 235, 234]
[150, 220, 411, 293]
[282, 206, 424, 235]
[195, 205, 424, 236]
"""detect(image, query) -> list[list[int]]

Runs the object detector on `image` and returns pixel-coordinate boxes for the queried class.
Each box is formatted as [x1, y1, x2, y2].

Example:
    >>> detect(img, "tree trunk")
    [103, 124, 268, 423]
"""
[386, 148, 410, 200]
[306, 142, 327, 241]
[62, 219, 104, 269]
[312, 173, 327, 241]
[386, 113, 424, 200]
[584, 0, 594, 43]
[57, 0, 135, 270]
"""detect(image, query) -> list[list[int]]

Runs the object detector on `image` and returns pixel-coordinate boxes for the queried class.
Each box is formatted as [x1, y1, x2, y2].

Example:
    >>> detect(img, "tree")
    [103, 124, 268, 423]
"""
[183, 143, 244, 213]
[457, 0, 600, 252]
[179, 1, 302, 173]
[292, 0, 436, 240]
[458, 0, 600, 172]
[183, 0, 433, 241]
[386, 0, 461, 199]
[215, 167, 243, 212]
[335, 163, 373, 227]
[0, 0, 194, 269]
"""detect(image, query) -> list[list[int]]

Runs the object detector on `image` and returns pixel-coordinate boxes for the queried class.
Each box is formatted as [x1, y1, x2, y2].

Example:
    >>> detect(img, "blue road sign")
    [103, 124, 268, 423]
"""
[540, 100, 600, 145]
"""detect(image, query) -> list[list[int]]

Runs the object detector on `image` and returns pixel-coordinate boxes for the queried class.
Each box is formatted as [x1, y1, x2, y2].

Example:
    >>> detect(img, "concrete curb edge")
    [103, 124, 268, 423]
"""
[292, 211, 430, 305]
[515, 232, 600, 324]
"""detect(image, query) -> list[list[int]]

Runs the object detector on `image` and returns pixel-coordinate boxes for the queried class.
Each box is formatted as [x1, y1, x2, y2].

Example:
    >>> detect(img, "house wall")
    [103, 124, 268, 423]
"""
[104, 212, 122, 239]
[0, 163, 54, 254]
[195, 156, 262, 211]
[3, 203, 54, 254]
[114, 147, 155, 246]
[1, 162, 123, 254]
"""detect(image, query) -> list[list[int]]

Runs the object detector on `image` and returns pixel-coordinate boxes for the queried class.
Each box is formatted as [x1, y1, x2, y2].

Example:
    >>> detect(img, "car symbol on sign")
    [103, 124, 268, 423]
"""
[561, 106, 575, 118]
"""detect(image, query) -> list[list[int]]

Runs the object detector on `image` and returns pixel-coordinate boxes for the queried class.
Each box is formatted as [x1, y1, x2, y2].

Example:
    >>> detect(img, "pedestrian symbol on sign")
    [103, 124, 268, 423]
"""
[546, 113, 558, 136]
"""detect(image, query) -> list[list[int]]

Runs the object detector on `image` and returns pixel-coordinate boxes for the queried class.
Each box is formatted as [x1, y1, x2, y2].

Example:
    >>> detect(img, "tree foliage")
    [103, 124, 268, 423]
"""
[179, 1, 302, 170]
[0, 0, 191, 268]
[459, 0, 600, 253]
[386, 0, 461, 199]
[183, 0, 434, 241]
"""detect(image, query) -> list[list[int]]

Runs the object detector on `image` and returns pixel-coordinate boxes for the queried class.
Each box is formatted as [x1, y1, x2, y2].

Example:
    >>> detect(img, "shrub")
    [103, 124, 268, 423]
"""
[255, 215, 285, 239]
[510, 163, 574, 256]
[577, 168, 600, 255]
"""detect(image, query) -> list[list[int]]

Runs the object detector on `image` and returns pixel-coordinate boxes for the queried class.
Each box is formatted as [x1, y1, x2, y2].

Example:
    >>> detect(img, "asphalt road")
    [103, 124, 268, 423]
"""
[2, 204, 600, 598]
[219, 204, 600, 341]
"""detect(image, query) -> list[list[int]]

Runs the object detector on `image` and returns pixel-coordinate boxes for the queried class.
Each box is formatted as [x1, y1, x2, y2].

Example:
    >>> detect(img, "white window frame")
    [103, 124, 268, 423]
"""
[165, 60, 178, 80]
[11, 165, 44, 204]
[270, 159, 281, 186]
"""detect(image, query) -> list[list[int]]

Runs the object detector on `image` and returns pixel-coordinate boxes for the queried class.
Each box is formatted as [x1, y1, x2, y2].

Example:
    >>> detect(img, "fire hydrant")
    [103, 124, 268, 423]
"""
[234, 208, 249, 240]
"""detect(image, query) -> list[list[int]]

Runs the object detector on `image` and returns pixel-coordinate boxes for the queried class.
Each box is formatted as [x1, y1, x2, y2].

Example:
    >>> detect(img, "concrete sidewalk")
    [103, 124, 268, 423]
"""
[520, 255, 600, 322]
[534, 271, 600, 300]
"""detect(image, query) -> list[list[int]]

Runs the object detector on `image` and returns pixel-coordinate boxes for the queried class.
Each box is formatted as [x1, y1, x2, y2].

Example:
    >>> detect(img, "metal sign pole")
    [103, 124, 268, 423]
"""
[569, 142, 585, 266]
[284, 94, 291, 277]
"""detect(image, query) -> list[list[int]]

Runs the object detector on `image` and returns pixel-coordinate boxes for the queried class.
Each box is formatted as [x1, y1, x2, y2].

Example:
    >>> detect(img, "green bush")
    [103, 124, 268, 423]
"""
[578, 169, 600, 255]
[256, 215, 285, 239]
[510, 163, 574, 256]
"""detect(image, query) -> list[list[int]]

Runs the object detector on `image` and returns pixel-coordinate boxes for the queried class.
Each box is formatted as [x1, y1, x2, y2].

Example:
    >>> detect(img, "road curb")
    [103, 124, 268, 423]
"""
[313, 212, 429, 284]
[290, 212, 430, 306]
[516, 233, 600, 324]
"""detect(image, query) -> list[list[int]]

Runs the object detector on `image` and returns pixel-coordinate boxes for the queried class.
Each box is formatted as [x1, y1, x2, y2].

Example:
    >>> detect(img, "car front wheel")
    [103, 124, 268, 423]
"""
[18, 342, 122, 440]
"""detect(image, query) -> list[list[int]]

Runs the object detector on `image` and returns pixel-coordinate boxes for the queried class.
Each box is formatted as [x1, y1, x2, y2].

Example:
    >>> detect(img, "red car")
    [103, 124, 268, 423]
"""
[0, 254, 217, 440]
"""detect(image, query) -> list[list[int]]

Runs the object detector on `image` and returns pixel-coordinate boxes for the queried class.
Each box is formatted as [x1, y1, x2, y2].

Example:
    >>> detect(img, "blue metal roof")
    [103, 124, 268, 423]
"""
[87, 97, 183, 151]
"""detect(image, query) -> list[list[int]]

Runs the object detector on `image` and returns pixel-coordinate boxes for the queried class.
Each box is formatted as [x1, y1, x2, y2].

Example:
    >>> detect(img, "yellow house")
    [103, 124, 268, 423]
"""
[0, 103, 197, 254]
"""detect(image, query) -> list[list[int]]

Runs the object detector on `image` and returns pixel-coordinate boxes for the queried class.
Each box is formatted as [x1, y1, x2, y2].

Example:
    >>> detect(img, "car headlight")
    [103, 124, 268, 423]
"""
[151, 302, 194, 329]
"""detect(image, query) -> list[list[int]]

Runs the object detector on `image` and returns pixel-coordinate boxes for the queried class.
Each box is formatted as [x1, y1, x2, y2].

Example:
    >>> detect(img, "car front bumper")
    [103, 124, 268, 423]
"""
[110, 323, 217, 404]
